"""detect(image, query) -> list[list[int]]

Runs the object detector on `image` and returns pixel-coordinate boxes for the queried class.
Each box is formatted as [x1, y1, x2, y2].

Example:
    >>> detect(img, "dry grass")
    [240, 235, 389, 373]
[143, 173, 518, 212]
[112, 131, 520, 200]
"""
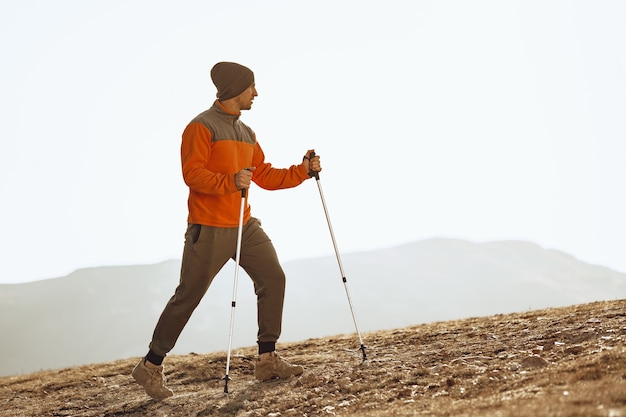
[1, 300, 625, 417]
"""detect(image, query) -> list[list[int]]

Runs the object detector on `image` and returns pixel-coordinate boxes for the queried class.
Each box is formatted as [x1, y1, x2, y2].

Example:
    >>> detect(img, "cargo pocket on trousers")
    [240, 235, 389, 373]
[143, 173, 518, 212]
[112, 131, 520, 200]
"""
[190, 224, 201, 244]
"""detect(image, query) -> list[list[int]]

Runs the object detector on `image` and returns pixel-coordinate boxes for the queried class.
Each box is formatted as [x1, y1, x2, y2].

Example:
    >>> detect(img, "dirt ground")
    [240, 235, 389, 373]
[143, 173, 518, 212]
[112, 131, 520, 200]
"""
[1, 299, 625, 417]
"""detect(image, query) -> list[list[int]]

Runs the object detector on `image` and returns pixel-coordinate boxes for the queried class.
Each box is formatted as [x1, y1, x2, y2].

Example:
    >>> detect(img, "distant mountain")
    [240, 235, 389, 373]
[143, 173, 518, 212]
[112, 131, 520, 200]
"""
[1, 238, 624, 377]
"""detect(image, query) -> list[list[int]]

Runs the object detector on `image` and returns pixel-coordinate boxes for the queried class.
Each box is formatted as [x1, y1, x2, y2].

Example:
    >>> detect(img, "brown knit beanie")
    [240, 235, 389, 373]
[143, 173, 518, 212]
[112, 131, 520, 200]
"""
[210, 62, 255, 101]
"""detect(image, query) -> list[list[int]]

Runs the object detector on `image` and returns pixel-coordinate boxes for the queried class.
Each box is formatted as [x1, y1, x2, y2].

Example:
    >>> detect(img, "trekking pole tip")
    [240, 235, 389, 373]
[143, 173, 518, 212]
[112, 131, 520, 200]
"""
[223, 375, 230, 393]
[360, 344, 367, 361]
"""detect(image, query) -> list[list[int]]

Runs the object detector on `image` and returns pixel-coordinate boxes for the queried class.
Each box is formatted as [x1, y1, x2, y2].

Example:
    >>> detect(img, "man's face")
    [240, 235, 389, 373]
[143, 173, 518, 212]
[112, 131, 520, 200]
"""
[235, 83, 258, 111]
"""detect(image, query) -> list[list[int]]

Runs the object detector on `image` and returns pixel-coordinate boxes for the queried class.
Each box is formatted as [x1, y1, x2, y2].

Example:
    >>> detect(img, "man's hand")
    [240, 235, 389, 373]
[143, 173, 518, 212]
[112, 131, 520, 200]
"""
[303, 149, 322, 176]
[234, 167, 255, 190]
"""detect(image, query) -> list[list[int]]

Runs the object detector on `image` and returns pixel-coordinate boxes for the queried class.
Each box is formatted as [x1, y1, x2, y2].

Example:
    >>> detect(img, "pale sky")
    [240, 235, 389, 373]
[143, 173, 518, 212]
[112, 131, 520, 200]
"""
[1, 0, 625, 284]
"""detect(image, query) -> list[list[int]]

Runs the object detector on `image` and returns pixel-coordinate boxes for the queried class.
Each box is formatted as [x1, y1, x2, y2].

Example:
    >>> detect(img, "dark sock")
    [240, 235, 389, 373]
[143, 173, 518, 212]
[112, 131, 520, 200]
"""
[257, 341, 276, 355]
[146, 350, 164, 366]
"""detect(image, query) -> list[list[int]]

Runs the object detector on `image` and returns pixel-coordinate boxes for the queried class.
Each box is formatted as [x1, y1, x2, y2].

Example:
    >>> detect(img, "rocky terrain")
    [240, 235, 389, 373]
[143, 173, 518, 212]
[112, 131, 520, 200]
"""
[1, 300, 625, 416]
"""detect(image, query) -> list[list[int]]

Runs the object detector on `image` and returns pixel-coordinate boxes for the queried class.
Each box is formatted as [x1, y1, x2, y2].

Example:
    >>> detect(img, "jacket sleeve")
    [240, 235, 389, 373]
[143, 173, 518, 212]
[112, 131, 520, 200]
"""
[251, 141, 310, 190]
[181, 123, 239, 195]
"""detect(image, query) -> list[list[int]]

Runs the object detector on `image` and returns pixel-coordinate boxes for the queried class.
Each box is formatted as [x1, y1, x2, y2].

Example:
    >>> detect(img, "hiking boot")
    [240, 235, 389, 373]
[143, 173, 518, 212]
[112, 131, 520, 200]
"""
[254, 351, 304, 381]
[131, 358, 174, 400]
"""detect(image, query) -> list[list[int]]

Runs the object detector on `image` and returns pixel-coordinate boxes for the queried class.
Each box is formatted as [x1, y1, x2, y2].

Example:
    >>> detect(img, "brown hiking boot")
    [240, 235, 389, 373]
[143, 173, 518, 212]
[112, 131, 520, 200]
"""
[254, 351, 304, 381]
[131, 358, 174, 400]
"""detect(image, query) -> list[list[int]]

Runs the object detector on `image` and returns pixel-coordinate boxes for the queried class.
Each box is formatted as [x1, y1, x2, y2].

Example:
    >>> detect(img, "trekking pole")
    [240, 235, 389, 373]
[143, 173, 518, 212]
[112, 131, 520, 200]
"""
[224, 187, 247, 393]
[308, 153, 366, 361]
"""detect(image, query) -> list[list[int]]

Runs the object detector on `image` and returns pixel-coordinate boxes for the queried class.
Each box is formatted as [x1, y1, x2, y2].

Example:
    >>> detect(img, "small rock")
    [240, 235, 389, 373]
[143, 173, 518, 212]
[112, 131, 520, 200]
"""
[565, 345, 584, 355]
[322, 405, 336, 415]
[508, 362, 521, 371]
[521, 355, 549, 369]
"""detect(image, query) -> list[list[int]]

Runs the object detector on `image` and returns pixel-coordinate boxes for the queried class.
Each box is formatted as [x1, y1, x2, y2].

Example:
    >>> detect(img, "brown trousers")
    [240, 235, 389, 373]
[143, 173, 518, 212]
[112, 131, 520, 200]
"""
[149, 218, 285, 357]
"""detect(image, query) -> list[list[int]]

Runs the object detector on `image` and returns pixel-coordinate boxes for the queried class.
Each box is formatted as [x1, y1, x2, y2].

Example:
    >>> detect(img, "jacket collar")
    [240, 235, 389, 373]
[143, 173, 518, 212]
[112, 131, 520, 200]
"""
[213, 100, 241, 118]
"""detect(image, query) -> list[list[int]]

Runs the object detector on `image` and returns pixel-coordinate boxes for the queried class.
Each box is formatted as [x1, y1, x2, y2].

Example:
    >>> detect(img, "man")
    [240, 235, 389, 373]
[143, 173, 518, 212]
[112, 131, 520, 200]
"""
[131, 62, 321, 399]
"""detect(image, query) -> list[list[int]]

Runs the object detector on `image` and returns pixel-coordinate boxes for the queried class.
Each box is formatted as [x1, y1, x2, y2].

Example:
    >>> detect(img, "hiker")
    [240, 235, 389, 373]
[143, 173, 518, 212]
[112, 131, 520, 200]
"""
[132, 61, 321, 399]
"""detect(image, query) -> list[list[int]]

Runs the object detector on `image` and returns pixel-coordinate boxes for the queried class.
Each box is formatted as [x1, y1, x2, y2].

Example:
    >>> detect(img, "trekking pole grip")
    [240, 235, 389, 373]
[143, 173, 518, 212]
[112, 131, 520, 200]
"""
[307, 151, 320, 180]
[241, 188, 247, 198]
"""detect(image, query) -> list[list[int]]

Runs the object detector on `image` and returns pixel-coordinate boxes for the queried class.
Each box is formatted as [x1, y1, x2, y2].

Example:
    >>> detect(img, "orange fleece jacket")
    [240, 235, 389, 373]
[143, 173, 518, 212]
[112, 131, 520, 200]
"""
[181, 101, 310, 227]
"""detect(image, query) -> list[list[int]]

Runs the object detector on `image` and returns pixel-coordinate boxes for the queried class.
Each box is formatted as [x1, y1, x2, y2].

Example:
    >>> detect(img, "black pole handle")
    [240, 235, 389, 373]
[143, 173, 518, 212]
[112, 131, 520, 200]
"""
[308, 151, 320, 180]
[239, 167, 253, 196]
